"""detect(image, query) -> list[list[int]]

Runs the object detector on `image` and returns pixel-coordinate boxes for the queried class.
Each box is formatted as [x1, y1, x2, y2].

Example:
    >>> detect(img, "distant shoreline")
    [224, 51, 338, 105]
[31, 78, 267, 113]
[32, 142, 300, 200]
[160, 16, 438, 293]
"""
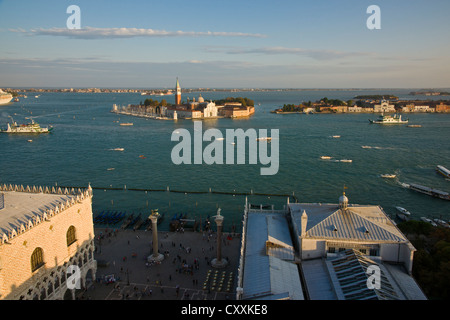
[3, 87, 450, 94]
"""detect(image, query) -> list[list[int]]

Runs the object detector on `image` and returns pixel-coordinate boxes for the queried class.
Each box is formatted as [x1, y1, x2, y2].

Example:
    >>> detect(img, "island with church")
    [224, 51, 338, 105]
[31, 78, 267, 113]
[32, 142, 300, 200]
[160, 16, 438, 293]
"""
[111, 78, 255, 120]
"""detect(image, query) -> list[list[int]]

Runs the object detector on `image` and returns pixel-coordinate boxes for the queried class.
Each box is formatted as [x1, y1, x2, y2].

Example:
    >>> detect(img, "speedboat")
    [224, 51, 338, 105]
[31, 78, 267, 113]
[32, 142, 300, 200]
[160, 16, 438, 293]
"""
[421, 217, 437, 227]
[381, 174, 396, 178]
[395, 206, 411, 220]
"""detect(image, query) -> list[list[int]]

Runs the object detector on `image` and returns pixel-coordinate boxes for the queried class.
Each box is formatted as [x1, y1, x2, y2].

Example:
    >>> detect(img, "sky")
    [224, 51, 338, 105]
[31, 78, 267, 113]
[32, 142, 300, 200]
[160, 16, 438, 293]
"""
[1, 0, 450, 89]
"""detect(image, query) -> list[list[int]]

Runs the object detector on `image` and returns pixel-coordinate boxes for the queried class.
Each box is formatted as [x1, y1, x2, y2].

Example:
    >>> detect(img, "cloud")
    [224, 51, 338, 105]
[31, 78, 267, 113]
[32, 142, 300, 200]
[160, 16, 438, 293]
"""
[10, 27, 266, 39]
[205, 46, 372, 61]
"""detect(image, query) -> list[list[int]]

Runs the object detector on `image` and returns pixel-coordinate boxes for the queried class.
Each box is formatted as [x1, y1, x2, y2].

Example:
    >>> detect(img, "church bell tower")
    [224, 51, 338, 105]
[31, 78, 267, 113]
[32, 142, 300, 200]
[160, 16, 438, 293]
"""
[175, 77, 181, 106]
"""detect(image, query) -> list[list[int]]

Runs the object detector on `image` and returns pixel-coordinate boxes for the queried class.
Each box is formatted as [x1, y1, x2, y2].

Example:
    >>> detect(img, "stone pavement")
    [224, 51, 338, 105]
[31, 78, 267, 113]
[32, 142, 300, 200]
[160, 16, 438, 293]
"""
[80, 228, 241, 300]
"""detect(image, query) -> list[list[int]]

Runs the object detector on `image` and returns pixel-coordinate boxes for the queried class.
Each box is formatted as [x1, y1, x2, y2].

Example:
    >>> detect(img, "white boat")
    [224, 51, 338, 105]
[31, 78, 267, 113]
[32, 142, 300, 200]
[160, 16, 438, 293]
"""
[421, 217, 437, 227]
[369, 113, 408, 124]
[396, 206, 411, 216]
[320, 156, 332, 160]
[395, 207, 411, 221]
[0, 89, 13, 105]
[111, 148, 124, 151]
[433, 218, 450, 228]
[436, 165, 450, 179]
[119, 123, 133, 126]
[381, 174, 396, 178]
[331, 135, 340, 138]
[339, 159, 353, 163]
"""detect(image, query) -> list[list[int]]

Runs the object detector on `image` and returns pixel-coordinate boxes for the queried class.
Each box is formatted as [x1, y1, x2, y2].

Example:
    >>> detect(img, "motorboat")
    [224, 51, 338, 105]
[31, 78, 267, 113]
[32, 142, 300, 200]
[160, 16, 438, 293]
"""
[395, 206, 411, 221]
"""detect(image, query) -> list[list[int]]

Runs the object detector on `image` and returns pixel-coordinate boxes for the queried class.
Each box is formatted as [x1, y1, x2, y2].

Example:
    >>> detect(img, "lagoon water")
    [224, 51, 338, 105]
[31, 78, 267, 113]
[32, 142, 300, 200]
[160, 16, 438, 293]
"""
[1, 89, 449, 231]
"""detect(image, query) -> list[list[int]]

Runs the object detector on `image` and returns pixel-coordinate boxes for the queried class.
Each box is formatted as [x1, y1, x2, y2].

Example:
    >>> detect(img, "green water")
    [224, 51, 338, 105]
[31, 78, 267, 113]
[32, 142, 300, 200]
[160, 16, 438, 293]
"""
[1, 89, 449, 230]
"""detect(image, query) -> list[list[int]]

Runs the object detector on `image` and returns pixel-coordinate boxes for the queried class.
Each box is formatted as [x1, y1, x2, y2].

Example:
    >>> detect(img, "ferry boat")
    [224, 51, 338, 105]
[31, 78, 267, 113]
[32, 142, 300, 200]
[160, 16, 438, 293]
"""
[369, 113, 408, 124]
[436, 165, 450, 179]
[0, 89, 13, 105]
[403, 182, 450, 201]
[395, 206, 411, 221]
[0, 119, 52, 134]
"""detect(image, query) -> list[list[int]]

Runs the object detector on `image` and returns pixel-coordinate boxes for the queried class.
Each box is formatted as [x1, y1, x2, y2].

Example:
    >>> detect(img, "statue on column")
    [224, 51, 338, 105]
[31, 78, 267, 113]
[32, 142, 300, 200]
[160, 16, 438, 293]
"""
[211, 208, 228, 268]
[147, 209, 164, 262]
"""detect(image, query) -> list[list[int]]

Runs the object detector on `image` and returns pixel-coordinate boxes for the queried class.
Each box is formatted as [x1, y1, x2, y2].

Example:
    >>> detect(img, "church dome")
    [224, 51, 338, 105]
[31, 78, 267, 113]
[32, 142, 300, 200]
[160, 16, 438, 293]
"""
[198, 94, 204, 103]
[339, 193, 348, 208]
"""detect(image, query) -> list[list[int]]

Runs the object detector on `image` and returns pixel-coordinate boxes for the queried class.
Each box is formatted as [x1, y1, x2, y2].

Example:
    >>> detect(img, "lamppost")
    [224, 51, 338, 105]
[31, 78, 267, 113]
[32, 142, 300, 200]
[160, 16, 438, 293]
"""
[211, 208, 228, 268]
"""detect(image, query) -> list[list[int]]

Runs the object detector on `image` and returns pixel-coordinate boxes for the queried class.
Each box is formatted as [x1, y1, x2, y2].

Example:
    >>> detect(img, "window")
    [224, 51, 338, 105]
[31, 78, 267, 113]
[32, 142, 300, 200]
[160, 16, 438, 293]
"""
[31, 247, 44, 272]
[66, 226, 76, 246]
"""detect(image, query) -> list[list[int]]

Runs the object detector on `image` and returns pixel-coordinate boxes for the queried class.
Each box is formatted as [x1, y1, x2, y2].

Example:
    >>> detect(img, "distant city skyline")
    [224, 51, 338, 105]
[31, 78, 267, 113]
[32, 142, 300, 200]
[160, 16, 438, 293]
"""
[1, 0, 450, 88]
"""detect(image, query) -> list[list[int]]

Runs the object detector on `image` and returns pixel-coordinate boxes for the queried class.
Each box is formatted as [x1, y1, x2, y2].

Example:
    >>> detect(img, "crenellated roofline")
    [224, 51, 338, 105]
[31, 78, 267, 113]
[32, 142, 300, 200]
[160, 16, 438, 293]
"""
[0, 183, 93, 245]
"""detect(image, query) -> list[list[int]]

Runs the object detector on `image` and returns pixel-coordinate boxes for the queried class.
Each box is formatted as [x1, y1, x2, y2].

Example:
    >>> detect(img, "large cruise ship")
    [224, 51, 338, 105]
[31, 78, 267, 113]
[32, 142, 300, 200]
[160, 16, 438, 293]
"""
[0, 89, 13, 105]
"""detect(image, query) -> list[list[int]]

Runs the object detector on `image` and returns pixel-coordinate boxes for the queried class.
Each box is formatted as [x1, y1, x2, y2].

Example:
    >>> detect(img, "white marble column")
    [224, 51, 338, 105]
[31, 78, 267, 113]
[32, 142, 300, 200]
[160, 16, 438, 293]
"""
[147, 213, 164, 262]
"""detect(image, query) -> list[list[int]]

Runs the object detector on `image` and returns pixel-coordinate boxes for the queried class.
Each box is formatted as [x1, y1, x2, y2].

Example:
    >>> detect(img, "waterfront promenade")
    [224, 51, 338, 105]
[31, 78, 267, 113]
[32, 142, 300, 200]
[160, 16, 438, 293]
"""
[82, 228, 241, 300]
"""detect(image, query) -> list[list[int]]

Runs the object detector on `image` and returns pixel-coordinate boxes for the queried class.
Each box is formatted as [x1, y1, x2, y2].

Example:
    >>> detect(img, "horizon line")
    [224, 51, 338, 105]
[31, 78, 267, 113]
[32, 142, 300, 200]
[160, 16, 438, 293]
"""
[2, 86, 450, 90]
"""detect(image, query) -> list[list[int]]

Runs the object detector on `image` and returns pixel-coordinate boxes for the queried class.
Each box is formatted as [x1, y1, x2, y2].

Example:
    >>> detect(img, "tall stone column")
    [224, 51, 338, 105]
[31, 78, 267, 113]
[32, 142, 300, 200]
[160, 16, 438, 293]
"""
[211, 208, 228, 268]
[148, 211, 164, 262]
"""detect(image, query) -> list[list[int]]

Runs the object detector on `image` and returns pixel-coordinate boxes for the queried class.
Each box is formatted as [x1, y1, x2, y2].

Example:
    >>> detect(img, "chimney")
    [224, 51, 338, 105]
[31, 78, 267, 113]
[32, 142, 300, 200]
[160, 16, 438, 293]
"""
[301, 210, 307, 237]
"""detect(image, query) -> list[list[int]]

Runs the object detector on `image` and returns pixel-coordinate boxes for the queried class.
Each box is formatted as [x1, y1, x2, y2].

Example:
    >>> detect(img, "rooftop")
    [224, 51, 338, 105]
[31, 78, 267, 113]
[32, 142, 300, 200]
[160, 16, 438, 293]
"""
[0, 184, 91, 244]
[0, 191, 75, 236]
[242, 212, 304, 300]
[289, 202, 408, 243]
